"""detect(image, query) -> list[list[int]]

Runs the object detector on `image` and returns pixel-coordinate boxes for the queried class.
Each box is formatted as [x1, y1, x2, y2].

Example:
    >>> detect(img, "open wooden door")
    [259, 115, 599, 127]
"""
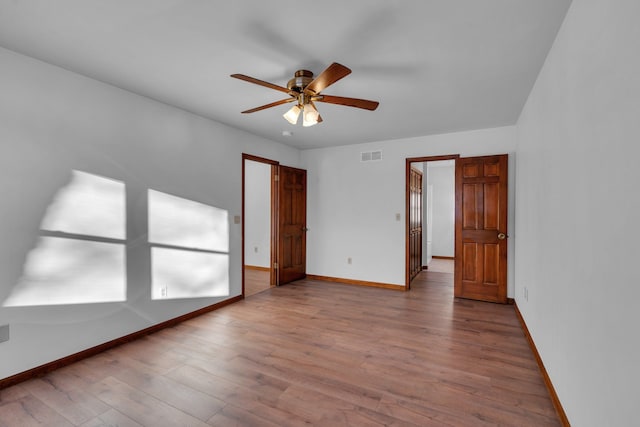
[408, 167, 423, 285]
[277, 166, 307, 285]
[455, 154, 508, 303]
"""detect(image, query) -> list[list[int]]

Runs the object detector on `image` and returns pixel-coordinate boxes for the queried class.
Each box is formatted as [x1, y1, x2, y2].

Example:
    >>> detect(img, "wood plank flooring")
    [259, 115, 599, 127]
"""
[0, 267, 560, 426]
[244, 268, 271, 297]
[425, 258, 455, 274]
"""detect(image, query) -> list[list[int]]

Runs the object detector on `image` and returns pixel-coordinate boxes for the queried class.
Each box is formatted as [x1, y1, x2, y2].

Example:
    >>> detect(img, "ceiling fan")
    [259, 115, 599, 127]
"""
[231, 63, 379, 127]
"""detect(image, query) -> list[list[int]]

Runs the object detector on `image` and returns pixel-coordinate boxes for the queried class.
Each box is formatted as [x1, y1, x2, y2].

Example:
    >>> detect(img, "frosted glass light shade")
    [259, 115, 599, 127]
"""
[302, 103, 319, 127]
[283, 105, 302, 124]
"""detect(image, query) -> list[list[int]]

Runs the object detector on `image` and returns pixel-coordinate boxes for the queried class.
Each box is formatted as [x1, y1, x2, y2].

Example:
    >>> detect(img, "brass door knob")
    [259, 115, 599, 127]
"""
[497, 232, 507, 240]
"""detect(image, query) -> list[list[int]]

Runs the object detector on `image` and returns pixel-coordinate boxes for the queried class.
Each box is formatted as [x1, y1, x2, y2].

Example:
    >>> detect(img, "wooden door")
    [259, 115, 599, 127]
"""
[277, 166, 307, 285]
[455, 154, 508, 303]
[409, 167, 423, 284]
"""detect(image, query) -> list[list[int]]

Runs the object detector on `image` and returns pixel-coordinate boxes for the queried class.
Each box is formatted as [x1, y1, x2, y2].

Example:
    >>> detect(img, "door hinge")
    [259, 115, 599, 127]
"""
[273, 263, 278, 269]
[274, 174, 279, 182]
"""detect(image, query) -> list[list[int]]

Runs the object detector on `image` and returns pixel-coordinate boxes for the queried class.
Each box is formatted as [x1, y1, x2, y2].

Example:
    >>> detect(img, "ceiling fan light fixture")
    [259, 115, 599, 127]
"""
[302, 103, 320, 127]
[232, 62, 378, 127]
[283, 104, 302, 124]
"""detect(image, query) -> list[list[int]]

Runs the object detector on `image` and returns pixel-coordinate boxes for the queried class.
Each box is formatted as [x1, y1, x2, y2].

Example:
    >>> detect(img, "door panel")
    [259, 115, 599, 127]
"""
[455, 154, 508, 303]
[409, 168, 423, 284]
[462, 184, 480, 229]
[462, 243, 477, 281]
[483, 244, 499, 284]
[463, 163, 479, 178]
[484, 183, 499, 229]
[484, 161, 500, 177]
[278, 166, 307, 285]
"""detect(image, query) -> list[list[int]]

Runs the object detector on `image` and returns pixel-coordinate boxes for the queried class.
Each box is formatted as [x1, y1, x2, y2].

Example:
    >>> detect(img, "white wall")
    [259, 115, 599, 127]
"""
[0, 47, 299, 379]
[301, 126, 517, 290]
[244, 160, 271, 267]
[514, 0, 640, 425]
[427, 162, 455, 257]
[422, 169, 432, 267]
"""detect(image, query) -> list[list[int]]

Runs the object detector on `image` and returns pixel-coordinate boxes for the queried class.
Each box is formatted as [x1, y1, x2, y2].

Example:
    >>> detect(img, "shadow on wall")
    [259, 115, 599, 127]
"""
[2, 170, 229, 308]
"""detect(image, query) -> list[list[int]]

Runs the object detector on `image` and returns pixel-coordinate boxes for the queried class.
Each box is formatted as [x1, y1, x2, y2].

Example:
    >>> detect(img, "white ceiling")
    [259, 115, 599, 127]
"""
[0, 1, 571, 150]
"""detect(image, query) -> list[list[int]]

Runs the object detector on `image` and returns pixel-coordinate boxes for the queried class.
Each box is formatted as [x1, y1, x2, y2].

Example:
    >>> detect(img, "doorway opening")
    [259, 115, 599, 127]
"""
[242, 154, 308, 296]
[405, 155, 458, 290]
[242, 154, 278, 297]
[405, 154, 509, 303]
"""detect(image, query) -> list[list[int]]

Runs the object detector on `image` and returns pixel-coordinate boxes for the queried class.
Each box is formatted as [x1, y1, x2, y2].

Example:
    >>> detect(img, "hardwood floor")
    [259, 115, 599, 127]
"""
[0, 270, 560, 426]
[425, 258, 455, 274]
[244, 268, 271, 297]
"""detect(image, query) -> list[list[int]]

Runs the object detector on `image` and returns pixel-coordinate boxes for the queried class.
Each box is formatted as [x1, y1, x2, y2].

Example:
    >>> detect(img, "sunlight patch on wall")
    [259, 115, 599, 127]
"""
[148, 190, 229, 300]
[151, 248, 229, 299]
[3, 237, 126, 307]
[149, 190, 228, 251]
[41, 170, 125, 239]
[3, 171, 127, 307]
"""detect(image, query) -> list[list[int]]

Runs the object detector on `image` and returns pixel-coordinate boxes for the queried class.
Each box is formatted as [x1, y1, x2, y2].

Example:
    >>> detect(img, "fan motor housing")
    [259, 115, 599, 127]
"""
[287, 70, 314, 92]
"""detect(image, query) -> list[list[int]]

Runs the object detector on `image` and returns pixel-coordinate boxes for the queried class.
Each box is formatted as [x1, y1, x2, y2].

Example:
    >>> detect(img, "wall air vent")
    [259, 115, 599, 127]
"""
[361, 150, 382, 162]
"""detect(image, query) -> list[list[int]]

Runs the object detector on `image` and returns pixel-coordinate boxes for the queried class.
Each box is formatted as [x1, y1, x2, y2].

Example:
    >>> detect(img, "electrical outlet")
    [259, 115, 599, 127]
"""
[0, 324, 9, 343]
[347, 257, 352, 265]
[254, 246, 258, 253]
[395, 213, 401, 221]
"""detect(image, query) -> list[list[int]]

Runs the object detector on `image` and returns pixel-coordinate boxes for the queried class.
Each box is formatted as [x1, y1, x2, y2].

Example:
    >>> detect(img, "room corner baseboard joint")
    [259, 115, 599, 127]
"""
[513, 301, 571, 426]
[244, 265, 270, 272]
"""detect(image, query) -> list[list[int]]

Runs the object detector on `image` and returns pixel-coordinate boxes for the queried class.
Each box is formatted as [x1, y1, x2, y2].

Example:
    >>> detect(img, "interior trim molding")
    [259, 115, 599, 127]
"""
[306, 275, 405, 291]
[0, 295, 243, 390]
[514, 301, 570, 426]
[244, 265, 270, 272]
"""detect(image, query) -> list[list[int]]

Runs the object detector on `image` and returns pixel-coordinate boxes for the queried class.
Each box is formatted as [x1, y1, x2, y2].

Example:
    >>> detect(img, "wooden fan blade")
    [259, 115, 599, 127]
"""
[231, 74, 290, 94]
[304, 63, 351, 94]
[315, 95, 379, 111]
[241, 98, 295, 114]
